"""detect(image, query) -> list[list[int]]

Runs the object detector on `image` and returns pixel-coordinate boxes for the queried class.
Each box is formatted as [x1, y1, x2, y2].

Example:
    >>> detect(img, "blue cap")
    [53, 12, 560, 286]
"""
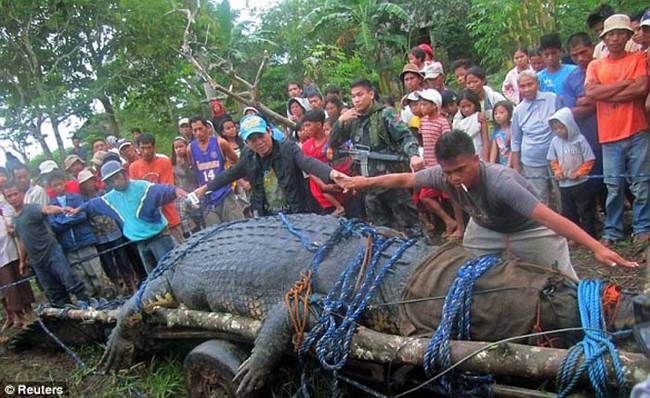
[100, 160, 123, 181]
[239, 115, 269, 141]
[641, 9, 650, 27]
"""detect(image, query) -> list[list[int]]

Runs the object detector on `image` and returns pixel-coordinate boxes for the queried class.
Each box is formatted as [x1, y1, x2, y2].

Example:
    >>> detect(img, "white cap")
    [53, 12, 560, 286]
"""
[106, 135, 118, 146]
[406, 92, 420, 102]
[178, 117, 190, 127]
[417, 89, 442, 107]
[38, 160, 59, 177]
[423, 62, 444, 80]
[117, 139, 132, 151]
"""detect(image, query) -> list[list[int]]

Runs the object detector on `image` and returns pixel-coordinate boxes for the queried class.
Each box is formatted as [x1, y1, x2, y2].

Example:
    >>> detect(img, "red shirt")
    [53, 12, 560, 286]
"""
[129, 156, 181, 228]
[302, 137, 343, 209]
[585, 51, 648, 143]
[419, 114, 451, 167]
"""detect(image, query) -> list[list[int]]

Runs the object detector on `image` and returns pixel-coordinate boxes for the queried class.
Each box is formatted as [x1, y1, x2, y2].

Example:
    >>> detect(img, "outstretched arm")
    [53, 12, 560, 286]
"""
[340, 172, 416, 191]
[530, 203, 637, 268]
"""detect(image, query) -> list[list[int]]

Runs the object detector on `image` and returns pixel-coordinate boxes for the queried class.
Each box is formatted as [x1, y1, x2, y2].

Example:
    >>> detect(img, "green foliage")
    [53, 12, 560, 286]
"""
[302, 44, 375, 93]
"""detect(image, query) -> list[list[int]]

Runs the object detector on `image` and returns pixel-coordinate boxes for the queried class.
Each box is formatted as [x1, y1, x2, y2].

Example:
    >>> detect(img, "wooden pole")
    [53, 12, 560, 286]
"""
[38, 305, 650, 389]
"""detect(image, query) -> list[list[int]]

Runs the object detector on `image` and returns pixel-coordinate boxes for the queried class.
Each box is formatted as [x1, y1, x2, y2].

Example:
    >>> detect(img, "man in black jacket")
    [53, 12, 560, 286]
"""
[194, 115, 347, 216]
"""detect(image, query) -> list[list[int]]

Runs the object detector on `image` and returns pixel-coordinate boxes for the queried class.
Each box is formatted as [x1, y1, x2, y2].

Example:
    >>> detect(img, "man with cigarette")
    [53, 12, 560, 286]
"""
[339, 130, 638, 279]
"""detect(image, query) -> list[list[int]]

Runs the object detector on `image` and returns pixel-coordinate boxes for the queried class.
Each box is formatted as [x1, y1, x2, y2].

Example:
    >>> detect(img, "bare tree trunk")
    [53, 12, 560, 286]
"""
[49, 117, 67, 165]
[32, 122, 53, 161]
[98, 94, 120, 137]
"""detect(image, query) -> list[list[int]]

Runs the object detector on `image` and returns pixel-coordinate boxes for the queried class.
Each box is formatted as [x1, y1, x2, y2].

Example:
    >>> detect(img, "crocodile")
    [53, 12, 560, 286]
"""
[97, 214, 633, 395]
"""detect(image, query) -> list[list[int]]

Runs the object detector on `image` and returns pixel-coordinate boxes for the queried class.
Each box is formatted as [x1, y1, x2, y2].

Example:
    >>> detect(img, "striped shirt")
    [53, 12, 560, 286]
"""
[419, 115, 451, 167]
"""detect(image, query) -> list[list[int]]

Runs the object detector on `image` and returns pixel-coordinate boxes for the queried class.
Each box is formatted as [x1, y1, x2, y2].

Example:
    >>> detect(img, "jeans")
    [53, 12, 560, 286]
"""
[31, 244, 88, 306]
[136, 233, 175, 274]
[602, 131, 650, 240]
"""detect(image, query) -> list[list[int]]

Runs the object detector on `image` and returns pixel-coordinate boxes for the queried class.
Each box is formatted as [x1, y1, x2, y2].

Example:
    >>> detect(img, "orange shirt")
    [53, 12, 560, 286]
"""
[129, 156, 181, 228]
[585, 51, 648, 144]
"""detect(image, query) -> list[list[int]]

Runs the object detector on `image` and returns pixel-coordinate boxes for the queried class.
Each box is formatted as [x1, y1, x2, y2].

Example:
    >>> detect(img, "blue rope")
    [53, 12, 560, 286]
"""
[285, 215, 414, 398]
[422, 255, 501, 393]
[556, 280, 626, 398]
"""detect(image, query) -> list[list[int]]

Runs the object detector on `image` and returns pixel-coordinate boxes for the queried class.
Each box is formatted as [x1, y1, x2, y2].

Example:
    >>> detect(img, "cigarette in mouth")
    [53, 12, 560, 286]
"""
[461, 183, 468, 192]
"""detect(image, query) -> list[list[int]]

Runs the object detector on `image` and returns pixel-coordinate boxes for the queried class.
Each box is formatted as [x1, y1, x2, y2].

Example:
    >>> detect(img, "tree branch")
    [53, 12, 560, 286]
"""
[252, 51, 268, 100]
[171, 0, 295, 128]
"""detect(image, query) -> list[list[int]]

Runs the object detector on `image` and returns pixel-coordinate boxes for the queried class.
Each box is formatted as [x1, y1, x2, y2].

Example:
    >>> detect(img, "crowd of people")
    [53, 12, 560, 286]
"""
[0, 6, 647, 329]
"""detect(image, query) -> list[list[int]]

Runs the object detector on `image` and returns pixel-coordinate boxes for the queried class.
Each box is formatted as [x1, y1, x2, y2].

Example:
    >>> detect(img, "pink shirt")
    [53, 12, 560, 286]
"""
[419, 114, 451, 167]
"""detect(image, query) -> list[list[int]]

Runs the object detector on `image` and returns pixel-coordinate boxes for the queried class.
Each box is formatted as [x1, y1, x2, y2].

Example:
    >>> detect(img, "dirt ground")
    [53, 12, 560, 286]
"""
[0, 241, 646, 397]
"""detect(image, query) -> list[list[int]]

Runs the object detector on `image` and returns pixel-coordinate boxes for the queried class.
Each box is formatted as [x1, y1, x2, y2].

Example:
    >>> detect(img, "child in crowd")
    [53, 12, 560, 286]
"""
[440, 90, 458, 123]
[464, 66, 506, 119]
[47, 171, 114, 298]
[546, 108, 597, 237]
[217, 117, 245, 157]
[489, 101, 513, 166]
[529, 47, 545, 72]
[452, 89, 490, 160]
[415, 89, 464, 239]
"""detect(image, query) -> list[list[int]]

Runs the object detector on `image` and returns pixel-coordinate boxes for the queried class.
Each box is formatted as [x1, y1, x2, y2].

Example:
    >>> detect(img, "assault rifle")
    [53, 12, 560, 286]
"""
[328, 145, 408, 176]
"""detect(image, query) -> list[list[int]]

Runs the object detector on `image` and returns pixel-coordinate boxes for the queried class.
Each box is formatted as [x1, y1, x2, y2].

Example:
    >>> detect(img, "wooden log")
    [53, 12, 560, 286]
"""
[38, 305, 650, 388]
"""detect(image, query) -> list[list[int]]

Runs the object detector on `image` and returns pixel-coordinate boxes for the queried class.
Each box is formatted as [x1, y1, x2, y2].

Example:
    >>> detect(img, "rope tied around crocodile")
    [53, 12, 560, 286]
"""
[556, 279, 626, 398]
[279, 214, 416, 398]
[422, 255, 501, 393]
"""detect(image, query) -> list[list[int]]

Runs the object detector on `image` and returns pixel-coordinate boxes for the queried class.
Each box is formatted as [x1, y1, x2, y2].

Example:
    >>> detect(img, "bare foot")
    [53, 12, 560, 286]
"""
[444, 220, 458, 237]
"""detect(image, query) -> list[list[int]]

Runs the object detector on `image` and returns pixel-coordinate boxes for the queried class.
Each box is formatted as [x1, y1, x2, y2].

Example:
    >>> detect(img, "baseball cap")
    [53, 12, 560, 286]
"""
[77, 169, 95, 184]
[38, 160, 59, 177]
[64, 154, 84, 170]
[117, 139, 132, 151]
[178, 117, 190, 127]
[406, 92, 420, 102]
[100, 160, 123, 181]
[91, 150, 108, 168]
[418, 43, 434, 58]
[239, 115, 269, 141]
[417, 89, 442, 107]
[423, 62, 444, 80]
[106, 135, 118, 146]
[242, 106, 259, 115]
[600, 14, 633, 38]
[441, 90, 458, 107]
[641, 9, 650, 27]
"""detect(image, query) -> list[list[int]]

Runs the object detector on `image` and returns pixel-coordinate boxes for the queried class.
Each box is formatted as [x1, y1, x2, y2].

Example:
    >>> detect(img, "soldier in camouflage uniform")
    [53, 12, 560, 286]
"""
[329, 78, 425, 238]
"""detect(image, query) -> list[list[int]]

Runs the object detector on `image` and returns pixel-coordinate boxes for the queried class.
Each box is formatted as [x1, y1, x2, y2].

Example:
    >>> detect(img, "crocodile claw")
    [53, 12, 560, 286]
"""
[233, 356, 269, 396]
[97, 332, 134, 373]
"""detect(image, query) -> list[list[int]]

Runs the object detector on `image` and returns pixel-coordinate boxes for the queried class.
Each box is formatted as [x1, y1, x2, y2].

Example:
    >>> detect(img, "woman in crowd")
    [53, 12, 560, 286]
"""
[502, 48, 533, 104]
[464, 66, 506, 120]
[452, 89, 490, 160]
[171, 136, 203, 234]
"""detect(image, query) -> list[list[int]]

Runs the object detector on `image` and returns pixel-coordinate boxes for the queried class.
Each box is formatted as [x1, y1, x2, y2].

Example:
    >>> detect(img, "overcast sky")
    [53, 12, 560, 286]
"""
[0, 0, 277, 167]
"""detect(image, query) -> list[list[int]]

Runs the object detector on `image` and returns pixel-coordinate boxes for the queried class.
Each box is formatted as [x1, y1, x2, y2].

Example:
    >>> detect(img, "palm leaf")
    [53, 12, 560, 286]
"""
[374, 3, 408, 21]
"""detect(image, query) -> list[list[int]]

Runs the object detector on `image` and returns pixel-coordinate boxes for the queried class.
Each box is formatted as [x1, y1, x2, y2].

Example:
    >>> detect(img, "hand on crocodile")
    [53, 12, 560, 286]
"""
[233, 356, 270, 396]
[97, 332, 134, 374]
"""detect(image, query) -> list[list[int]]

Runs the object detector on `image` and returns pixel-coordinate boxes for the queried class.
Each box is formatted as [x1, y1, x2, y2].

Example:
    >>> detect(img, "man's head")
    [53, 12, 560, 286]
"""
[287, 82, 302, 98]
[190, 117, 211, 143]
[72, 134, 82, 148]
[408, 47, 426, 69]
[434, 130, 480, 189]
[119, 140, 138, 162]
[3, 180, 24, 210]
[539, 33, 563, 70]
[64, 154, 84, 178]
[131, 128, 142, 142]
[400, 63, 423, 93]
[78, 169, 96, 197]
[528, 47, 545, 72]
[324, 85, 341, 99]
[178, 117, 191, 139]
[601, 14, 634, 55]
[587, 4, 615, 37]
[101, 160, 128, 191]
[306, 91, 324, 110]
[451, 59, 474, 87]
[47, 170, 67, 196]
[517, 70, 539, 101]
[324, 97, 342, 120]
[350, 78, 376, 113]
[92, 138, 107, 154]
[137, 133, 156, 162]
[239, 115, 273, 157]
[301, 109, 326, 139]
[567, 32, 594, 70]
[423, 62, 445, 91]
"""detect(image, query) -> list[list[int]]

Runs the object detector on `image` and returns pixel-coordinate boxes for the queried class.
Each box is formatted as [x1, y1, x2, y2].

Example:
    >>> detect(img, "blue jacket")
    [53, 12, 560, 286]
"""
[79, 180, 177, 242]
[48, 193, 98, 252]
